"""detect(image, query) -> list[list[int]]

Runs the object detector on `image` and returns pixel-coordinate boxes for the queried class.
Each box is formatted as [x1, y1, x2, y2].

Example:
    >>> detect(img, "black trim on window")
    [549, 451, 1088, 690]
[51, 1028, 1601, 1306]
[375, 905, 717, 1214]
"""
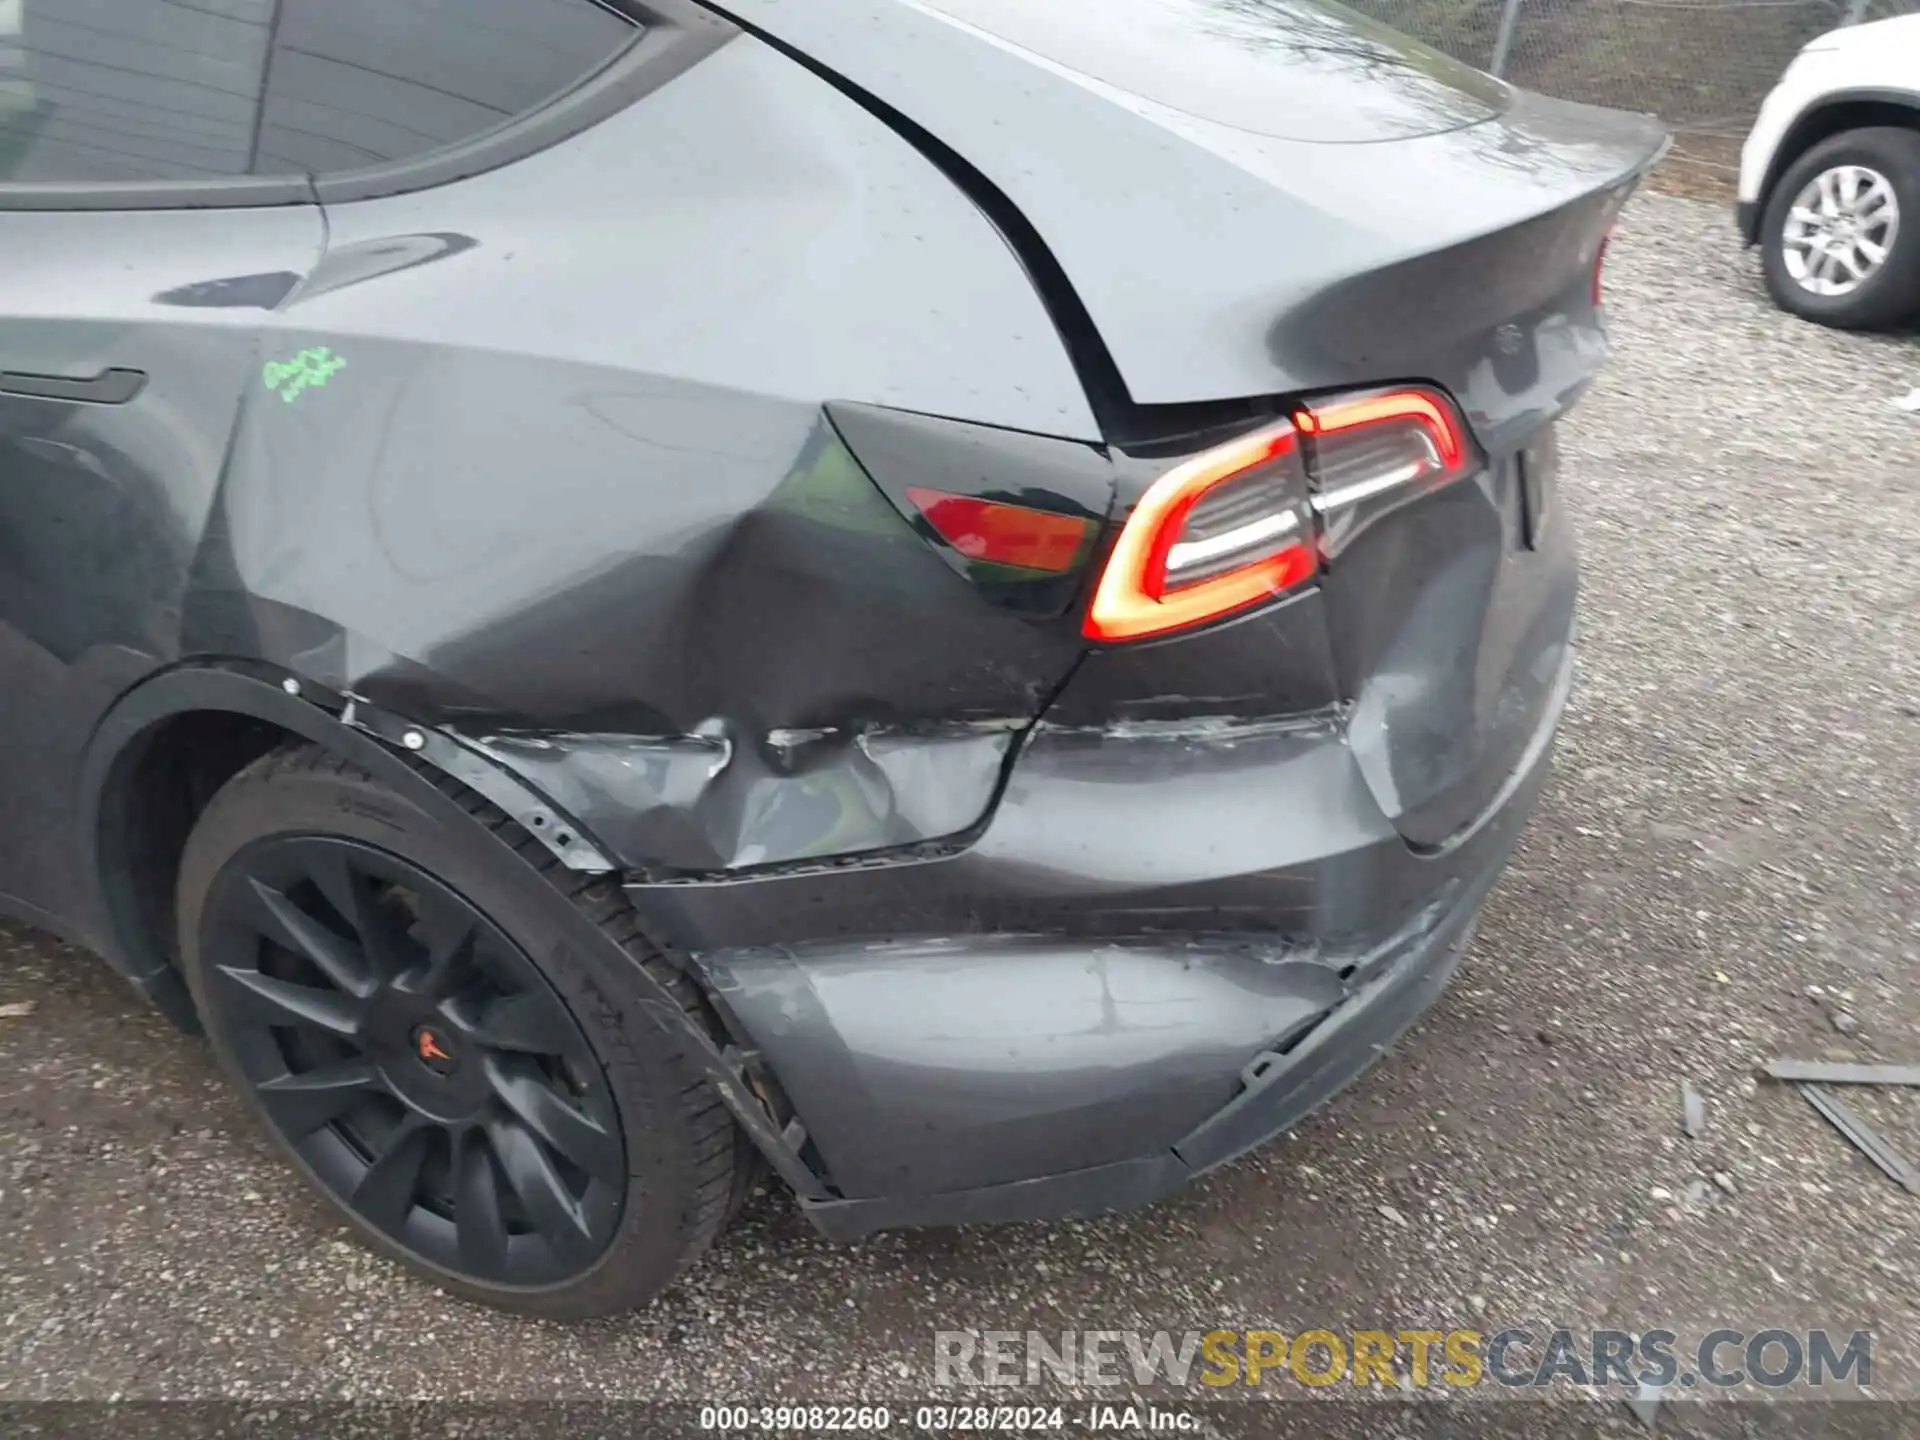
[315, 0, 736, 204]
[0, 0, 736, 212]
[0, 173, 315, 214]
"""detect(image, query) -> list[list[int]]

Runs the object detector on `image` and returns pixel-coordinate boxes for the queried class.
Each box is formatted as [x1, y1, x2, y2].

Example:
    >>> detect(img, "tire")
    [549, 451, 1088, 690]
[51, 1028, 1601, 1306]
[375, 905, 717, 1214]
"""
[175, 743, 736, 1319]
[1761, 126, 1920, 331]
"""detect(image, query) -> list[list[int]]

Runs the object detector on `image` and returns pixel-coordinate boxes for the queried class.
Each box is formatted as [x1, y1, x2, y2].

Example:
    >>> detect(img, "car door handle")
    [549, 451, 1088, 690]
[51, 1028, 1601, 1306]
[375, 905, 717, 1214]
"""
[0, 366, 147, 404]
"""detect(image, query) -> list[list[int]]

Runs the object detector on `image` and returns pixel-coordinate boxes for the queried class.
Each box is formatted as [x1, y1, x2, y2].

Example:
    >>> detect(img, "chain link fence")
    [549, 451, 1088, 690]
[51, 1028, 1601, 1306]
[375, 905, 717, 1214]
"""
[1341, 0, 1920, 186]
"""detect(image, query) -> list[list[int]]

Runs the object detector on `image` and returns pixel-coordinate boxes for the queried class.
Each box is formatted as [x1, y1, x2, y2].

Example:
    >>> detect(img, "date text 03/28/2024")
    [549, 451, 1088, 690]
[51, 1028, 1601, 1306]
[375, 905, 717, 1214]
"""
[698, 1406, 1191, 1432]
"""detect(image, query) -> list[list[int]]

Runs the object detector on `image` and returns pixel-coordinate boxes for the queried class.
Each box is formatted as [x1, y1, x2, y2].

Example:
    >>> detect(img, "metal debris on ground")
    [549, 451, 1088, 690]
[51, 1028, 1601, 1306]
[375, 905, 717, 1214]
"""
[1795, 1084, 1920, 1196]
[1680, 1079, 1705, 1138]
[1763, 1059, 1920, 1087]
[0, 1000, 35, 1019]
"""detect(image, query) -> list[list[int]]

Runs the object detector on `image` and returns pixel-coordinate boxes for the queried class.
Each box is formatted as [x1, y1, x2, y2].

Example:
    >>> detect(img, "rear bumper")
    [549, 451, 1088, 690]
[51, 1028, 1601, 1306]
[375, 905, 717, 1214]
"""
[638, 637, 1571, 1236]
[798, 887, 1487, 1241]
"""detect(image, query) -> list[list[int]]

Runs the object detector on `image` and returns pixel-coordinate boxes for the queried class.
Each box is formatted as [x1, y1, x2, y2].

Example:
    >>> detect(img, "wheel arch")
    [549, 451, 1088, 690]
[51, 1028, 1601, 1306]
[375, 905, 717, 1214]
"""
[77, 664, 616, 1032]
[77, 662, 823, 1214]
[1754, 89, 1920, 239]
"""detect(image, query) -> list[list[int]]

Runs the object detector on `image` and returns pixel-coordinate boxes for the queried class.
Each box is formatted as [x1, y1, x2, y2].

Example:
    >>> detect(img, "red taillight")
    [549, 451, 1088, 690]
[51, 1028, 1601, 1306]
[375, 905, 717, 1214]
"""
[1294, 389, 1464, 470]
[1084, 387, 1473, 643]
[1592, 226, 1613, 307]
[1298, 386, 1472, 561]
[1084, 422, 1315, 642]
[905, 487, 1094, 574]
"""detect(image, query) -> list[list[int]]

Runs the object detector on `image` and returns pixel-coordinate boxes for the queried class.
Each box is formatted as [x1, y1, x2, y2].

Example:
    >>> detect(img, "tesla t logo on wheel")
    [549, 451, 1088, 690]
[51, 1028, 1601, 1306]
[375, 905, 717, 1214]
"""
[417, 1030, 452, 1064]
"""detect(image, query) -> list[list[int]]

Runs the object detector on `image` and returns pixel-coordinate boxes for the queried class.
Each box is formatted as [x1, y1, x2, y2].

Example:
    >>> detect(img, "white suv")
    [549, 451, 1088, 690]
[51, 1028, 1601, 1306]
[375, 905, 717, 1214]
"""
[1739, 14, 1920, 329]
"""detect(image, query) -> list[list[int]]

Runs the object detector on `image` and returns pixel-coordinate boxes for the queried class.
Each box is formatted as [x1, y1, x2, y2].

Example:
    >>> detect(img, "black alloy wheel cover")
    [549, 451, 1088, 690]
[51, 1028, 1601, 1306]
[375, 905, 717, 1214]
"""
[196, 836, 625, 1288]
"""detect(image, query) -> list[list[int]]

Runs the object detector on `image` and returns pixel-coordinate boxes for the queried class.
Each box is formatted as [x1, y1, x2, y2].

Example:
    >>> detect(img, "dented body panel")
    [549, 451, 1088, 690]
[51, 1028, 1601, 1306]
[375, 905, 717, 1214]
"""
[206, 37, 1103, 873]
[0, 0, 1658, 1238]
[469, 719, 1018, 874]
[0, 34, 1105, 935]
[689, 640, 1561, 1215]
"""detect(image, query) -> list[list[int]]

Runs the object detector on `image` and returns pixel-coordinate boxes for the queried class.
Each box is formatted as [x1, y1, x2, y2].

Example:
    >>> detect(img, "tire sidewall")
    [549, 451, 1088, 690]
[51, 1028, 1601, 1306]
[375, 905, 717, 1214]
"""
[1762, 127, 1920, 330]
[176, 756, 717, 1317]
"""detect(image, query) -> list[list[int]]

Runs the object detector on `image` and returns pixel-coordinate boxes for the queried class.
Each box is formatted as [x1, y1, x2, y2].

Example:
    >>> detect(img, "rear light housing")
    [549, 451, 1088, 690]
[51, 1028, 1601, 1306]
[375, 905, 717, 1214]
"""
[904, 487, 1094, 575]
[1084, 386, 1473, 643]
[1297, 388, 1473, 561]
[1084, 424, 1316, 643]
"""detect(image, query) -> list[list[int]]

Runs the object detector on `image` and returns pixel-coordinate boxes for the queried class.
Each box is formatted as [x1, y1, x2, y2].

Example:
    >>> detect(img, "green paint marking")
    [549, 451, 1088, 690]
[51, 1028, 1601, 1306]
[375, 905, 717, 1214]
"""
[262, 346, 346, 404]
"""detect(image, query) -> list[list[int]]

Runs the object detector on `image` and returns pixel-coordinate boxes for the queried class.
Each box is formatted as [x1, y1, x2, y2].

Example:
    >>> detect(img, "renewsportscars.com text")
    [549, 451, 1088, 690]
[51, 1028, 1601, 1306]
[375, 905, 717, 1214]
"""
[934, 1327, 1873, 1391]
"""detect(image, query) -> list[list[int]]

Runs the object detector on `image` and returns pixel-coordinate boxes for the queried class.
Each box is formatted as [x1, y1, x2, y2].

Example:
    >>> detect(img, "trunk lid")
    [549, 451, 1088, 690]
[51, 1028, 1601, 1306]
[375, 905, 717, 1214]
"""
[711, 0, 1667, 412]
[913, 0, 1510, 143]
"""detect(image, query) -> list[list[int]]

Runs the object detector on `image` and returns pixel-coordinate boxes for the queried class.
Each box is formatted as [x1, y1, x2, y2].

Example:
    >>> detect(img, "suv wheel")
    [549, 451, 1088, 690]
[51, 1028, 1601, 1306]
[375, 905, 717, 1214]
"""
[175, 744, 736, 1318]
[1762, 126, 1920, 330]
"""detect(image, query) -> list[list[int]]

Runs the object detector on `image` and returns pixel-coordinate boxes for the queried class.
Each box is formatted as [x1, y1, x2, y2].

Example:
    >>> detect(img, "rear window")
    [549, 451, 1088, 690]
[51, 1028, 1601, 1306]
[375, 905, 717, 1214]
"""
[916, 0, 1507, 143]
[0, 0, 636, 186]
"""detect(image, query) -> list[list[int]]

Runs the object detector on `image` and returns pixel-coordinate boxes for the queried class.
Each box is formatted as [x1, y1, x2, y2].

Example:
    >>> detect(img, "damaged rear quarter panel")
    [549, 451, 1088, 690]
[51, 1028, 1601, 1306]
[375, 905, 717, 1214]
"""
[465, 718, 1022, 873]
[197, 35, 1106, 873]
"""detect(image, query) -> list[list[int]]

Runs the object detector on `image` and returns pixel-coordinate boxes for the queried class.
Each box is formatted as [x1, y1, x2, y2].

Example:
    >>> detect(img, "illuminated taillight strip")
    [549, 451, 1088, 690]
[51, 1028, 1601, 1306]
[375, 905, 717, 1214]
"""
[1309, 450, 1437, 515]
[1295, 389, 1463, 477]
[1082, 386, 1474, 644]
[1295, 387, 1473, 563]
[1165, 507, 1301, 572]
[1084, 422, 1313, 642]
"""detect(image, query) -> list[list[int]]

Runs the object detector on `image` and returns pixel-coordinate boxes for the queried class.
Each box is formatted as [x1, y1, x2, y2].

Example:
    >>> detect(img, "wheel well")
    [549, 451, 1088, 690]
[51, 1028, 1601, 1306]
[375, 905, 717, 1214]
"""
[1765, 98, 1920, 210]
[97, 710, 295, 1022]
[85, 687, 792, 1204]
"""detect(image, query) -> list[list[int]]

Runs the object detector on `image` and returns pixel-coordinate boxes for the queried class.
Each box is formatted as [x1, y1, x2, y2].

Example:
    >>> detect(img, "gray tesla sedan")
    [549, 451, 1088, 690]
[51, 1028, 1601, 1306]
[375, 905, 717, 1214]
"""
[0, 0, 1664, 1314]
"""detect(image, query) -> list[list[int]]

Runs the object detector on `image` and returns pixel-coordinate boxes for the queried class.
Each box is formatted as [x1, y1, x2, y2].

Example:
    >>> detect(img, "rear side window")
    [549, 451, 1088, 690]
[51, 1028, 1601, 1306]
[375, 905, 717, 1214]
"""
[258, 0, 635, 176]
[0, 0, 636, 186]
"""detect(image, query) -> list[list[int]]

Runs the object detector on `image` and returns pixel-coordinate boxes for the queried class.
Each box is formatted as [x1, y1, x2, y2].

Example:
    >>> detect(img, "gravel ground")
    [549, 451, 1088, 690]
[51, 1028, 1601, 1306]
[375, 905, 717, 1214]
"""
[2, 194, 1918, 1427]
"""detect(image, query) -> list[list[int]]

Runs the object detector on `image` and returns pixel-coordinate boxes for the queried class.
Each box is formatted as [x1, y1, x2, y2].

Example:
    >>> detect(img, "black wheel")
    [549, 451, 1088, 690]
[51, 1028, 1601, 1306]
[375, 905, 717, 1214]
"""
[1762, 126, 1920, 330]
[175, 745, 736, 1318]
